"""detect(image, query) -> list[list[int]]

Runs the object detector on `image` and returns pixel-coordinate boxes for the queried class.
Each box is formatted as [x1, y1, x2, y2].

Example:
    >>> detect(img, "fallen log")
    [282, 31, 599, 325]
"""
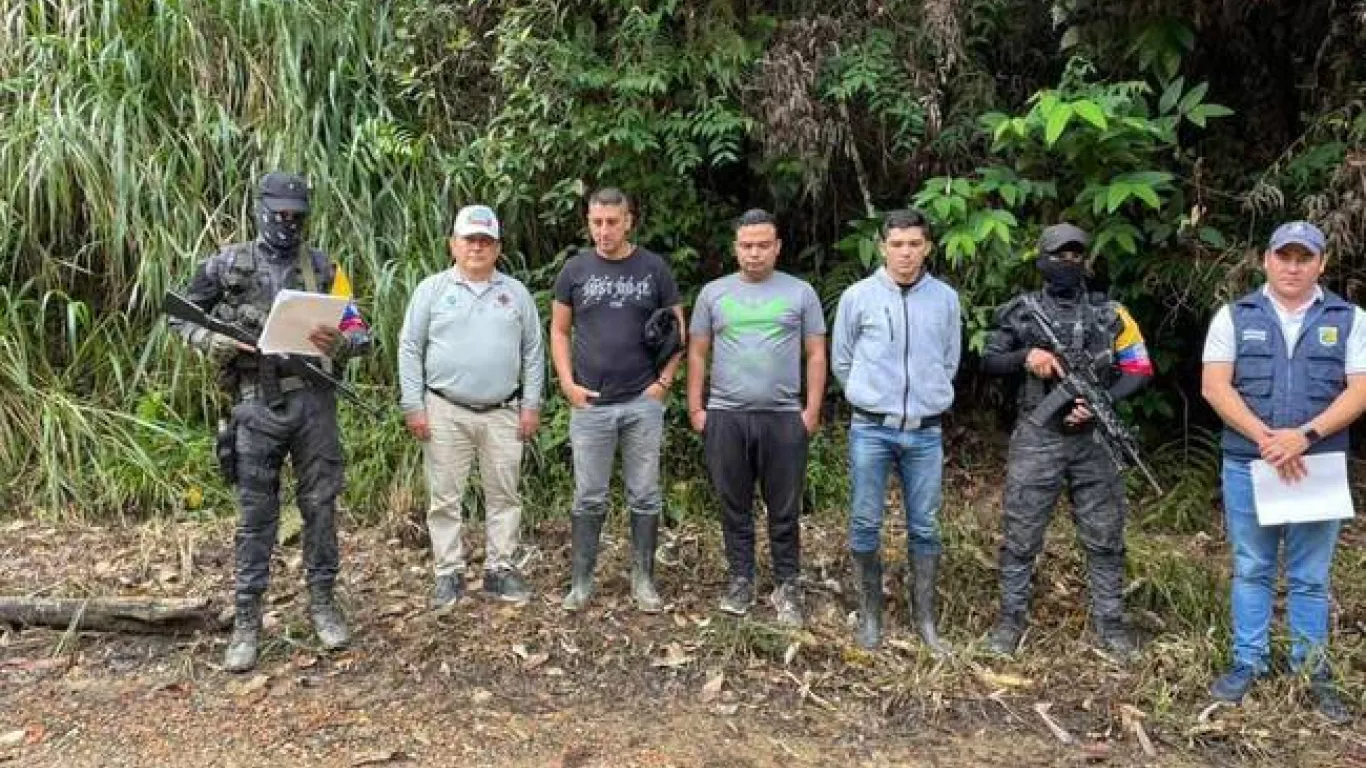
[0, 595, 228, 634]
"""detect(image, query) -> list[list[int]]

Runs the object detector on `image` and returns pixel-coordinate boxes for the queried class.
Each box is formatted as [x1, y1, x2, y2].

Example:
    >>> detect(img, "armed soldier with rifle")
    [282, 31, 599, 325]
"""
[166, 172, 373, 672]
[981, 223, 1155, 661]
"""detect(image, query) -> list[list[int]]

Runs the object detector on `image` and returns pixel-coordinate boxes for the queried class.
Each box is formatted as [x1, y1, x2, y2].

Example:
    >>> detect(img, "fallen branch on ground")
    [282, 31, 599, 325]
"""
[0, 595, 228, 634]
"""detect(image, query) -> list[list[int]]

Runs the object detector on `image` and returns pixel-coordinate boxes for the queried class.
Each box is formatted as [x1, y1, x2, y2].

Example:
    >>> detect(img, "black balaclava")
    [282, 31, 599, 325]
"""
[1036, 222, 1090, 298]
[254, 172, 310, 255]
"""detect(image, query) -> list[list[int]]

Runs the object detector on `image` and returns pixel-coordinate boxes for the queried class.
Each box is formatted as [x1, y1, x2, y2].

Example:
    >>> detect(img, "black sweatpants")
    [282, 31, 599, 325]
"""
[702, 409, 809, 583]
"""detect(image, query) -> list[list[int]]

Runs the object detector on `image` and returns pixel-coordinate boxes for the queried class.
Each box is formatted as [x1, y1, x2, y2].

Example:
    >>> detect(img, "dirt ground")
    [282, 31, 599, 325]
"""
[2, 515, 1364, 768]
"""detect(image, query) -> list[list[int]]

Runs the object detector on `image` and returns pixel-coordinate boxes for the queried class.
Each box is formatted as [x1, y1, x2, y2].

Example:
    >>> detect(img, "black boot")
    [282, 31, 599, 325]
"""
[1087, 553, 1136, 661]
[630, 513, 662, 613]
[562, 513, 605, 612]
[309, 584, 350, 651]
[910, 553, 951, 657]
[851, 550, 883, 650]
[987, 611, 1027, 657]
[989, 550, 1034, 656]
[224, 595, 263, 673]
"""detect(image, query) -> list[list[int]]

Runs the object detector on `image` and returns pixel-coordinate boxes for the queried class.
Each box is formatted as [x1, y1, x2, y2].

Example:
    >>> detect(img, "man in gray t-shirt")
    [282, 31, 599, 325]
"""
[686, 209, 827, 626]
[691, 272, 825, 411]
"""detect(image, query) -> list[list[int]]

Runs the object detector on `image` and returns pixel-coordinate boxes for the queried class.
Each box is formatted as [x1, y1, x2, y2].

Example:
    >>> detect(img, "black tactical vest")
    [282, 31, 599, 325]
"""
[1004, 290, 1120, 412]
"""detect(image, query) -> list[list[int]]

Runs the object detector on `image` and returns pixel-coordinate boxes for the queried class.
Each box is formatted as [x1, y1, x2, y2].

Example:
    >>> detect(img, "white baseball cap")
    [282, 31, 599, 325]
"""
[452, 205, 500, 239]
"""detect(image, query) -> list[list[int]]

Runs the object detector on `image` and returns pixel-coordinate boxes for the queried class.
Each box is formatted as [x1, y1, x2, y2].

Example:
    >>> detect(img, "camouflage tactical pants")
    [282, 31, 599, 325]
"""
[998, 420, 1127, 626]
[231, 386, 344, 597]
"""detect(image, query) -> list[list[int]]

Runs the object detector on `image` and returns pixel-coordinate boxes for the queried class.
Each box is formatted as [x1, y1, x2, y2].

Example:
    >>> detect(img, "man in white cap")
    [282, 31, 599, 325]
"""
[1202, 220, 1364, 723]
[398, 205, 545, 606]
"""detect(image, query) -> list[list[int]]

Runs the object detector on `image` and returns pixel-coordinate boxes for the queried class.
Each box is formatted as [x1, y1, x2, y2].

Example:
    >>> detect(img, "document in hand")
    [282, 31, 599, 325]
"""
[1250, 452, 1355, 526]
[257, 289, 351, 356]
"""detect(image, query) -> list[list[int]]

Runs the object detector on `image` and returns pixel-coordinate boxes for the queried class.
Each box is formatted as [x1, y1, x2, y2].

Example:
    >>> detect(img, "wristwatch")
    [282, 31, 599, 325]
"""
[1300, 424, 1322, 445]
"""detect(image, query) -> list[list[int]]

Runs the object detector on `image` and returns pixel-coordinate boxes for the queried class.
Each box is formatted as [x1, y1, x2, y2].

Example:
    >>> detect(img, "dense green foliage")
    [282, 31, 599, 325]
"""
[3, 0, 1365, 522]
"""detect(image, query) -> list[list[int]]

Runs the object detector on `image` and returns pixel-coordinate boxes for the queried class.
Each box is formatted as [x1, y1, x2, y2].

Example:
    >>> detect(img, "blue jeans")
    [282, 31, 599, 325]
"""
[848, 421, 943, 555]
[1222, 457, 1342, 672]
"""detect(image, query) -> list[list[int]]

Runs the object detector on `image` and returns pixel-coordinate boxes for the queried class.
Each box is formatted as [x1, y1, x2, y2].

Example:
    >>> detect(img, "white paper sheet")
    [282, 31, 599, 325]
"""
[1250, 452, 1355, 526]
[256, 289, 350, 357]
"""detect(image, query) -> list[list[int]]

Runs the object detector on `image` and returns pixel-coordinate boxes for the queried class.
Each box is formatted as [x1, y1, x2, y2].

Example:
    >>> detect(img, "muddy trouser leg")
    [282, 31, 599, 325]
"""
[1066, 433, 1128, 630]
[232, 399, 293, 599]
[998, 422, 1067, 620]
[292, 388, 344, 592]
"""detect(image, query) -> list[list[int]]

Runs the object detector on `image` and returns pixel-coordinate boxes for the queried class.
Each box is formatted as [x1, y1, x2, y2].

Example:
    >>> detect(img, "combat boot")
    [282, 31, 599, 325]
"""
[910, 553, 951, 657]
[1087, 553, 1135, 661]
[851, 550, 883, 650]
[630, 513, 663, 613]
[562, 513, 605, 612]
[223, 595, 263, 673]
[308, 584, 350, 651]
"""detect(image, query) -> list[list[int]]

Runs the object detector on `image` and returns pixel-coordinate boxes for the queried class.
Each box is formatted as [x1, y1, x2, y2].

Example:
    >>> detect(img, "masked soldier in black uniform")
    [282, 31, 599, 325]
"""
[981, 223, 1153, 659]
[170, 172, 372, 672]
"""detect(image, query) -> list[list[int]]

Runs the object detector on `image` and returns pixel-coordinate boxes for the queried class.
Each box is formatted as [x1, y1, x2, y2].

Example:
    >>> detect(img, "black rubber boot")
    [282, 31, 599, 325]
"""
[224, 595, 263, 673]
[562, 513, 605, 612]
[910, 553, 951, 657]
[852, 550, 883, 650]
[308, 584, 350, 651]
[630, 513, 663, 613]
[987, 611, 1027, 657]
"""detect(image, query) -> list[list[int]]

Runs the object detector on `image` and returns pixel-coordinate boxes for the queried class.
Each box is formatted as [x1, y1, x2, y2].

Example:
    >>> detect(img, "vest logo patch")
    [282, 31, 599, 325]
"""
[1319, 326, 1339, 346]
[1241, 329, 1267, 342]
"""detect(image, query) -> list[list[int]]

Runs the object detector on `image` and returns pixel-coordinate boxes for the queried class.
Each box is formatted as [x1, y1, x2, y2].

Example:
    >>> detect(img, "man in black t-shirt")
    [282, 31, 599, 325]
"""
[551, 188, 685, 614]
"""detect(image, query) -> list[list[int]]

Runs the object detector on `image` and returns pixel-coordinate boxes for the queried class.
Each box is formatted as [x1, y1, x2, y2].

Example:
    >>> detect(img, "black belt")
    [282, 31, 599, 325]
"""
[427, 387, 517, 413]
[852, 407, 942, 429]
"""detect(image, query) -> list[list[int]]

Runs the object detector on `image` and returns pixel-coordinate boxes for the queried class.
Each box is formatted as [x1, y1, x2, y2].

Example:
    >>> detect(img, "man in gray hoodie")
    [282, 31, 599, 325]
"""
[832, 209, 961, 653]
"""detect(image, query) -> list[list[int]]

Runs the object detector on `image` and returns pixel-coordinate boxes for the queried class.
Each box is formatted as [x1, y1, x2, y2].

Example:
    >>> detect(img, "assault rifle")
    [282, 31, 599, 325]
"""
[1023, 296, 1164, 496]
[163, 291, 381, 418]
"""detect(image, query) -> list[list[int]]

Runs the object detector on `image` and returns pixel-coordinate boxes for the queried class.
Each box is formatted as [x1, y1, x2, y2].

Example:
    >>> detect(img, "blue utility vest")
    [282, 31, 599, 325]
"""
[1222, 288, 1352, 458]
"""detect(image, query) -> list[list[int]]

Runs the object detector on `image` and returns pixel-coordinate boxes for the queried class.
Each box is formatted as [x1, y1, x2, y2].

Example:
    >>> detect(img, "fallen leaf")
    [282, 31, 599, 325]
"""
[974, 668, 1033, 689]
[523, 652, 550, 671]
[294, 655, 319, 670]
[471, 689, 492, 705]
[699, 670, 725, 703]
[1080, 741, 1110, 762]
[351, 750, 408, 766]
[0, 731, 22, 748]
[650, 642, 695, 669]
[0, 657, 65, 673]
[231, 674, 271, 698]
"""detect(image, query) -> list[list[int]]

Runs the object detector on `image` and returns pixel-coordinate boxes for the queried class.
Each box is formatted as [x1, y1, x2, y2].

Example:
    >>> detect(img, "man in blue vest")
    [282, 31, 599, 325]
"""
[1201, 220, 1366, 724]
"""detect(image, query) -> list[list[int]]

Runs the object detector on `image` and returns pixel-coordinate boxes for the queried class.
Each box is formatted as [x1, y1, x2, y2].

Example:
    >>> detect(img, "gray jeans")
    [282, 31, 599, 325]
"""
[569, 393, 665, 518]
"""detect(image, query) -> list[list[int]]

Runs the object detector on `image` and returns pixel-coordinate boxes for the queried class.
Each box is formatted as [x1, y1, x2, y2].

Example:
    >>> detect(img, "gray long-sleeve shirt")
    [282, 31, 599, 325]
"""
[397, 267, 545, 413]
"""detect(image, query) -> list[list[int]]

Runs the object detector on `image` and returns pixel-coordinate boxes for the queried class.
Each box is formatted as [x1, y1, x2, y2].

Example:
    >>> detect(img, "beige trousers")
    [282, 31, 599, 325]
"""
[423, 394, 523, 575]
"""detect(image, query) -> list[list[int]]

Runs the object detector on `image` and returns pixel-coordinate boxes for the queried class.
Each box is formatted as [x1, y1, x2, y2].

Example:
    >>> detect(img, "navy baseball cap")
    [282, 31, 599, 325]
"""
[1268, 220, 1325, 256]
